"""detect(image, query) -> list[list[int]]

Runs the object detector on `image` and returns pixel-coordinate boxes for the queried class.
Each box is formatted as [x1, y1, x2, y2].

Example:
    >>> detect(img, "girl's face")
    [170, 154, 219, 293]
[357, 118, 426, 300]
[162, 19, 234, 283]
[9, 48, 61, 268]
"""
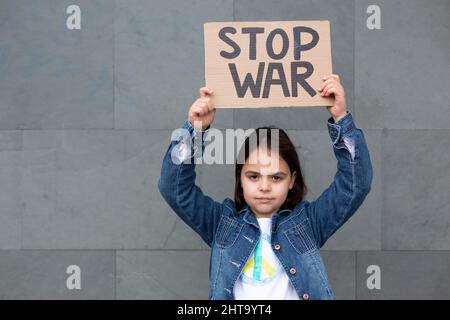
[240, 147, 296, 218]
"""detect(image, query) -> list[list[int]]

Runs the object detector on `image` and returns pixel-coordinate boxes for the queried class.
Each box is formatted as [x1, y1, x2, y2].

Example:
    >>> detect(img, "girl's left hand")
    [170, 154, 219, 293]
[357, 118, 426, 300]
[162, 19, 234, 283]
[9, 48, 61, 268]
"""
[318, 74, 347, 122]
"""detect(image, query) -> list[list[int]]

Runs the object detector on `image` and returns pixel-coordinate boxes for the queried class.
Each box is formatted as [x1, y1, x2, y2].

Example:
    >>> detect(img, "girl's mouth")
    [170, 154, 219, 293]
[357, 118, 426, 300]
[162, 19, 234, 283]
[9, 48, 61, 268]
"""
[256, 197, 274, 203]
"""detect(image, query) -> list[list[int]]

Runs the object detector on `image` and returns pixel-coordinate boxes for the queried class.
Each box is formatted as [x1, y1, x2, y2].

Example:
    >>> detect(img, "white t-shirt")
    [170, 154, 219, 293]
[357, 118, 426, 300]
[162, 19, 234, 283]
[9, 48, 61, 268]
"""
[234, 217, 300, 300]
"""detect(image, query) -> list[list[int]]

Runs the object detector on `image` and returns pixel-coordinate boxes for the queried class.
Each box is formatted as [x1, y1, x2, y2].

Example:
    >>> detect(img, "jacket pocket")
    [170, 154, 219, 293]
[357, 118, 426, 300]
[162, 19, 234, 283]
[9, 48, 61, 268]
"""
[283, 219, 318, 255]
[214, 216, 244, 249]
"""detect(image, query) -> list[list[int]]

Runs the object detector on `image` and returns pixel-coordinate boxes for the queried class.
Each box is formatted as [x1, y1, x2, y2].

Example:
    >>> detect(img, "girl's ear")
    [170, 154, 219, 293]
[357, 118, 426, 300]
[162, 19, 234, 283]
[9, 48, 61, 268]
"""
[289, 171, 297, 189]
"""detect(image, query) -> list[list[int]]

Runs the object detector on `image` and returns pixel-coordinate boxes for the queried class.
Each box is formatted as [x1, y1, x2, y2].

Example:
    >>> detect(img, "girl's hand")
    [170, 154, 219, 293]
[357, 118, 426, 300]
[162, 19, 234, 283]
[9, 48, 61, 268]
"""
[318, 74, 347, 122]
[188, 87, 216, 131]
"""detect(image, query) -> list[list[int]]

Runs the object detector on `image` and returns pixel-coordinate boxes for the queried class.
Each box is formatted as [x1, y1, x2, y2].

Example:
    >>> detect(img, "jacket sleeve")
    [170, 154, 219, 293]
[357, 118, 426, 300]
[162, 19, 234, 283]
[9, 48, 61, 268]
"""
[157, 120, 224, 247]
[306, 112, 373, 248]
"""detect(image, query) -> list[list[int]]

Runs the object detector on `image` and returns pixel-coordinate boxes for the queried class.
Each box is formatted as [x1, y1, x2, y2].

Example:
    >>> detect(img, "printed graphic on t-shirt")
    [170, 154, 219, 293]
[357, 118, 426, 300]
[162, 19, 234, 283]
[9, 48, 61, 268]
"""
[240, 231, 283, 285]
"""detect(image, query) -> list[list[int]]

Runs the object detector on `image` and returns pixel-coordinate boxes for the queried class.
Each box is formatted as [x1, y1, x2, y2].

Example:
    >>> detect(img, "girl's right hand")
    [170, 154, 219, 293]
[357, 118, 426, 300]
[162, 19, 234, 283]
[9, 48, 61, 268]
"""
[188, 87, 215, 131]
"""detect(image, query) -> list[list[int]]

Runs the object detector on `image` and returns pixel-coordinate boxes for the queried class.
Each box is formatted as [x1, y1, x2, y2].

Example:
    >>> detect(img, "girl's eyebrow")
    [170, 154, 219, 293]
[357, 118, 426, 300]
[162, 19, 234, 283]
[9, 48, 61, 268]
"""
[244, 170, 288, 176]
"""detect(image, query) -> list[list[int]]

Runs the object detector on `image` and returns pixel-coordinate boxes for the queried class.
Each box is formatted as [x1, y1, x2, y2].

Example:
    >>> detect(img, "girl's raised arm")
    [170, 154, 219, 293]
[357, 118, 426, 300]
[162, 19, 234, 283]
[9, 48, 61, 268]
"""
[306, 75, 373, 247]
[157, 88, 226, 247]
[306, 112, 373, 248]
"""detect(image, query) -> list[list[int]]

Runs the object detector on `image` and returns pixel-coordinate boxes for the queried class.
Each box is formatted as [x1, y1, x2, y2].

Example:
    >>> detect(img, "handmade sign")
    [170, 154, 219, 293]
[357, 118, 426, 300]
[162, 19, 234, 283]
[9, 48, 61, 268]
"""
[204, 21, 333, 108]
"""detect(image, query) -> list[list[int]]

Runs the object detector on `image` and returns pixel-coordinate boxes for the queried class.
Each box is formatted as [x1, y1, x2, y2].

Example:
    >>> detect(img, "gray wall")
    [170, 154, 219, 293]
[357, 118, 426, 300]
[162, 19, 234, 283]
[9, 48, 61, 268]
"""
[0, 0, 449, 299]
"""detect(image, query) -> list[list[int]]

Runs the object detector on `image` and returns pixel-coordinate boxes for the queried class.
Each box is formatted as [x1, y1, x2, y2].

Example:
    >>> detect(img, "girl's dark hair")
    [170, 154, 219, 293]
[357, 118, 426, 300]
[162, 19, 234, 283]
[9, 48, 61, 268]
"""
[234, 126, 307, 212]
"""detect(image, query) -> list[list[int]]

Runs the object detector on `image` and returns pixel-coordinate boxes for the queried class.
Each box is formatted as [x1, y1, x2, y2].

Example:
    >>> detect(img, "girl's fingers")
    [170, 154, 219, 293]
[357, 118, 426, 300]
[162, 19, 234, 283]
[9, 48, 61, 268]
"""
[323, 81, 344, 96]
[199, 100, 213, 113]
[199, 97, 215, 112]
[199, 87, 214, 98]
[324, 87, 336, 97]
[323, 87, 334, 97]
[321, 83, 336, 96]
[318, 78, 336, 92]
[206, 100, 215, 112]
[193, 103, 212, 116]
[193, 105, 205, 116]
[324, 86, 343, 97]
[197, 100, 207, 108]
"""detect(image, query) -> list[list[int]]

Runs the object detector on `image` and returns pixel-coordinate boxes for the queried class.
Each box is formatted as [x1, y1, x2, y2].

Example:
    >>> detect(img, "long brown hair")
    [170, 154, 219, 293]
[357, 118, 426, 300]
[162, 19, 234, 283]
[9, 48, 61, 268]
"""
[234, 126, 307, 212]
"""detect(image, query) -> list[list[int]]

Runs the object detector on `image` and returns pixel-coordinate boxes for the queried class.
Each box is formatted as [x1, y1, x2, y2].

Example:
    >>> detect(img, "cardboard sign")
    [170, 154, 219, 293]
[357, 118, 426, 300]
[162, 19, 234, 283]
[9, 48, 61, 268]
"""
[204, 21, 333, 108]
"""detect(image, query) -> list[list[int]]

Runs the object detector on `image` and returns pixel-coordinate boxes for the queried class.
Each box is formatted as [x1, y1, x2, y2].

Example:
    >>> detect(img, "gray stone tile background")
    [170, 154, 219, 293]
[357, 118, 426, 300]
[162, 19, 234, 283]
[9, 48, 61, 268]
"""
[0, 250, 115, 299]
[0, 0, 449, 299]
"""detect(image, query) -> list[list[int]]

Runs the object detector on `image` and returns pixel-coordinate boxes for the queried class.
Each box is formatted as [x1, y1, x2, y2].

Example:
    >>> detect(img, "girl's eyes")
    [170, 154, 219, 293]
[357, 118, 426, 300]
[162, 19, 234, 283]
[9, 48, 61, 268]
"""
[247, 175, 283, 181]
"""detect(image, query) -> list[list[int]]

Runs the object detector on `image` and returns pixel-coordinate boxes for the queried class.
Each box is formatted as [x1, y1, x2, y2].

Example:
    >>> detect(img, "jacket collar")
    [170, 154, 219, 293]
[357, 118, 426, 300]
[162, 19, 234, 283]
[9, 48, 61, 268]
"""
[239, 204, 293, 232]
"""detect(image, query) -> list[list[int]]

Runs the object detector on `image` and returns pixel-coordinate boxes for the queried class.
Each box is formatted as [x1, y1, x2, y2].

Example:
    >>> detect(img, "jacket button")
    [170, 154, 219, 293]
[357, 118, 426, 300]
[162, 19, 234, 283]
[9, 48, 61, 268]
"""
[289, 267, 296, 275]
[303, 293, 310, 300]
[274, 244, 281, 251]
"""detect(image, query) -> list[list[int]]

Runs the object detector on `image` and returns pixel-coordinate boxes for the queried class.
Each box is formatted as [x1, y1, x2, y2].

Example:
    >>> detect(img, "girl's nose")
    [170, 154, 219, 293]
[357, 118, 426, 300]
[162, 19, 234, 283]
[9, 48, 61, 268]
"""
[259, 178, 271, 192]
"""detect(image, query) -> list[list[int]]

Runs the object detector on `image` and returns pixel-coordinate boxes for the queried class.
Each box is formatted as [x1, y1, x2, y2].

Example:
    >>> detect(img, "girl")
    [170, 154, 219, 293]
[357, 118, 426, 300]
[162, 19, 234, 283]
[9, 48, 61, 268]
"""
[158, 74, 373, 300]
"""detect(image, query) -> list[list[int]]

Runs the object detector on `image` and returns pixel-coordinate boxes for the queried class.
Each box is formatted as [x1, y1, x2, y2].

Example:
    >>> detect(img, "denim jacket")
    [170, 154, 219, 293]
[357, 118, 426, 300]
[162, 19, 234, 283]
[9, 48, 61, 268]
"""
[158, 112, 373, 300]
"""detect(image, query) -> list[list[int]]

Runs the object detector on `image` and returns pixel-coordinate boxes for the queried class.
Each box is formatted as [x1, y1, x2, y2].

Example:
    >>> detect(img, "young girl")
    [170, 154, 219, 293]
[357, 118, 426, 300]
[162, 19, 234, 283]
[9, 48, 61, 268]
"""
[158, 74, 373, 300]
